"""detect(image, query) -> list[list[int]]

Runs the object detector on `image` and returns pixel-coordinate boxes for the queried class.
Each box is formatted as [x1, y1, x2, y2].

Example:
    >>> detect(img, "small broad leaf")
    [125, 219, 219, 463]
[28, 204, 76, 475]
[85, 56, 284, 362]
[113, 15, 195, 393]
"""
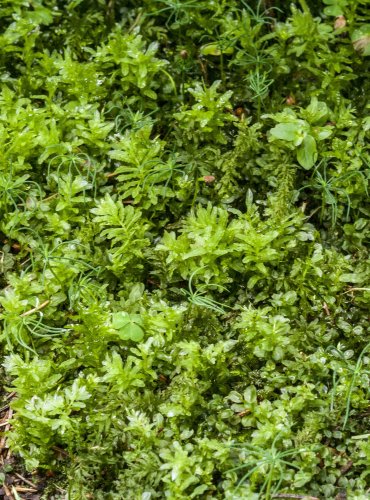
[297, 135, 317, 169]
[112, 312, 130, 329]
[314, 126, 333, 141]
[200, 43, 234, 56]
[323, 0, 348, 16]
[302, 97, 329, 125]
[352, 25, 370, 56]
[112, 312, 144, 342]
[124, 323, 145, 342]
[243, 385, 257, 404]
[269, 122, 306, 146]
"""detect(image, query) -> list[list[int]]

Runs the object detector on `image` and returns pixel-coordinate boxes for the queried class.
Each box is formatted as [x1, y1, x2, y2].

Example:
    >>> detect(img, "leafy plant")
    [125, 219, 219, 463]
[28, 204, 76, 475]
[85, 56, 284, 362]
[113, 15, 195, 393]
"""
[267, 98, 333, 169]
[112, 311, 145, 342]
[0, 1, 369, 498]
[299, 161, 368, 226]
[352, 24, 370, 55]
[174, 80, 235, 144]
[91, 194, 150, 275]
[149, 0, 203, 28]
[323, 0, 350, 16]
[178, 268, 228, 314]
[229, 435, 308, 499]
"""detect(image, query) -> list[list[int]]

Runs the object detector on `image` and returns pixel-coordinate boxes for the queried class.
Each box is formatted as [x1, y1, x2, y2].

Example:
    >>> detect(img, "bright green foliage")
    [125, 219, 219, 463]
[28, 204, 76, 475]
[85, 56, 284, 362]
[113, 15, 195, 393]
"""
[112, 312, 145, 342]
[267, 98, 333, 169]
[174, 80, 235, 144]
[0, 1, 370, 499]
[91, 194, 150, 275]
[323, 0, 349, 16]
[352, 24, 370, 55]
[94, 32, 169, 100]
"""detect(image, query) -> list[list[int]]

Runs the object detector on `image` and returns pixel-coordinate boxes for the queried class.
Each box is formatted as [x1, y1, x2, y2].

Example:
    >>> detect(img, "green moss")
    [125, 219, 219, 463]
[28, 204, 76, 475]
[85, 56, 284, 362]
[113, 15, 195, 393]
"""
[0, 1, 369, 498]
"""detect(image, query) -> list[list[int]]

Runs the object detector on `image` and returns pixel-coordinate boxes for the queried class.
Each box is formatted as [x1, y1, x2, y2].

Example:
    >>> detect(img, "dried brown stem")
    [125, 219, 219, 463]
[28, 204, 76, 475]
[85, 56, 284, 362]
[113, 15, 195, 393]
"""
[14, 472, 38, 489]
[20, 300, 50, 317]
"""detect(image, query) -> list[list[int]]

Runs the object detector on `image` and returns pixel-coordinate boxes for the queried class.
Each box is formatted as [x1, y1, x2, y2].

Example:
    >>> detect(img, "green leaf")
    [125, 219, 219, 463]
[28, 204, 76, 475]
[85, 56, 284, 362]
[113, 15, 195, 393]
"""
[302, 97, 329, 125]
[323, 0, 348, 16]
[243, 385, 257, 404]
[297, 135, 317, 169]
[314, 126, 333, 141]
[269, 122, 306, 146]
[112, 312, 130, 329]
[352, 25, 370, 55]
[200, 43, 234, 56]
[118, 322, 144, 342]
[112, 312, 144, 342]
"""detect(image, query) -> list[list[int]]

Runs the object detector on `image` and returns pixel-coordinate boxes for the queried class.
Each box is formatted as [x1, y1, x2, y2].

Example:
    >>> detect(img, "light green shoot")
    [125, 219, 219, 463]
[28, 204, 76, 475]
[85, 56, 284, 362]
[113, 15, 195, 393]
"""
[19, 228, 97, 283]
[300, 161, 368, 226]
[179, 268, 230, 314]
[240, 0, 282, 25]
[247, 69, 274, 119]
[342, 342, 370, 430]
[47, 152, 99, 198]
[2, 314, 68, 355]
[149, 0, 202, 27]
[228, 434, 308, 499]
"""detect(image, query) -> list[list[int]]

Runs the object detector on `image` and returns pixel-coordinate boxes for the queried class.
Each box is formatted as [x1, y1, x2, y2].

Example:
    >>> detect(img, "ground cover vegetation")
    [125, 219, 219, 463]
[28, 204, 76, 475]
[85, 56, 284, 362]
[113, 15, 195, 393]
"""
[0, 0, 369, 498]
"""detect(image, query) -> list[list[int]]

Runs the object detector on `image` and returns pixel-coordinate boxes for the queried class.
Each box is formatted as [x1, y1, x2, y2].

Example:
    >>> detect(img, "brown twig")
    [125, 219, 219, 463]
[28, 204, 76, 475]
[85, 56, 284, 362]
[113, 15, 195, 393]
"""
[237, 409, 251, 417]
[128, 10, 143, 33]
[14, 472, 37, 489]
[0, 408, 13, 458]
[3, 483, 12, 498]
[20, 300, 50, 317]
[52, 445, 69, 457]
[323, 302, 330, 316]
[14, 486, 38, 493]
[105, 171, 119, 178]
[41, 193, 59, 203]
